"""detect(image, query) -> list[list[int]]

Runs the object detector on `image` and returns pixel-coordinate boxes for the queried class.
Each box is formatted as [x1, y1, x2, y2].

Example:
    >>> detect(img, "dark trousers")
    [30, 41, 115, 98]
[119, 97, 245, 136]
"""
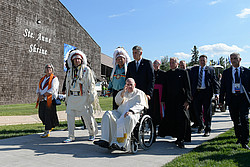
[189, 101, 197, 125]
[38, 101, 59, 130]
[229, 94, 249, 145]
[112, 89, 122, 110]
[193, 89, 212, 131]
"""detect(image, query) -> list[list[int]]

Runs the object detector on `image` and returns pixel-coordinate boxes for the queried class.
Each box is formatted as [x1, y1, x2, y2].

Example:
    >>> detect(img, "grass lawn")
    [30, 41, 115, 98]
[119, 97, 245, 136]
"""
[0, 96, 112, 116]
[164, 124, 250, 167]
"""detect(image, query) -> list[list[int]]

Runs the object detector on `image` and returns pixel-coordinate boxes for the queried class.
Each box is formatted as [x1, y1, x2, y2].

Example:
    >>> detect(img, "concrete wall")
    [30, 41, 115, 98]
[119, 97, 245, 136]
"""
[0, 0, 101, 105]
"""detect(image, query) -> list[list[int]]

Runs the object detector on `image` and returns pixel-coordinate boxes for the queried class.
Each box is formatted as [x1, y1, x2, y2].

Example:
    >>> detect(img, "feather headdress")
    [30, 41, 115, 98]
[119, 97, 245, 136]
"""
[110, 47, 131, 81]
[67, 49, 87, 68]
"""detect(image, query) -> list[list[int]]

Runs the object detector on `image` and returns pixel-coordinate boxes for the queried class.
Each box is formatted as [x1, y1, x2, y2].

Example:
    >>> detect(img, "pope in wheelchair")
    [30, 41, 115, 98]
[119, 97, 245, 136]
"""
[94, 78, 154, 153]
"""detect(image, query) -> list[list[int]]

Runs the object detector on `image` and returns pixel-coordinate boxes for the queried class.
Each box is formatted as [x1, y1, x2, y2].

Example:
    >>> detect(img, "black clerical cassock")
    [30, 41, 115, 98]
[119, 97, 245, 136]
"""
[158, 68, 192, 143]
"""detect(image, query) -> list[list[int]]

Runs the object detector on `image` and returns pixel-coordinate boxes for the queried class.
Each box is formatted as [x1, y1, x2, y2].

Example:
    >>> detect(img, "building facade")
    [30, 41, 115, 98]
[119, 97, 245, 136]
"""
[0, 0, 101, 104]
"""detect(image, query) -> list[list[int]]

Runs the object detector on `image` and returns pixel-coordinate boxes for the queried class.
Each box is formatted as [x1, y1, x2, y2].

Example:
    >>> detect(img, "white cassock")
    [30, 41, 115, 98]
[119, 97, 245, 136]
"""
[65, 64, 98, 139]
[101, 88, 148, 150]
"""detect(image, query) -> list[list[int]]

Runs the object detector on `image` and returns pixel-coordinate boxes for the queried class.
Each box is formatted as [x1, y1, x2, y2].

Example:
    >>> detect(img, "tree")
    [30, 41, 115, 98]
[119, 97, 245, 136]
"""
[215, 56, 226, 75]
[189, 45, 199, 66]
[219, 56, 225, 68]
[160, 56, 170, 71]
[210, 59, 216, 66]
[225, 57, 231, 69]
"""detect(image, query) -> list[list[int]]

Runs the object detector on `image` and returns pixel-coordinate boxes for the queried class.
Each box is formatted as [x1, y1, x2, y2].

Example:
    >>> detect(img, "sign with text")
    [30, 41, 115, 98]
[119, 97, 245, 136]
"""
[23, 28, 52, 55]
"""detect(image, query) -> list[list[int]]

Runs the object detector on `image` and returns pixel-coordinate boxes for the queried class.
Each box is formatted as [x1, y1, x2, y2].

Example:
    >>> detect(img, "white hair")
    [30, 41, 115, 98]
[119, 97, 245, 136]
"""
[170, 57, 179, 63]
[44, 64, 54, 73]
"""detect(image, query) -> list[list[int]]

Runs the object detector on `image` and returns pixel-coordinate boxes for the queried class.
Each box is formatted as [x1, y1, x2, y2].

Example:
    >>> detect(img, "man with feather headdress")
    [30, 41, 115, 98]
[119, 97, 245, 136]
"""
[63, 49, 98, 143]
[108, 47, 131, 109]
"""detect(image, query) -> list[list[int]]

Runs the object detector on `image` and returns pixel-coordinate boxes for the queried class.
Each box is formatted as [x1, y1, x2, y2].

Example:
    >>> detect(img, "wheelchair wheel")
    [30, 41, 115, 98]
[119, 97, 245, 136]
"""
[138, 115, 155, 150]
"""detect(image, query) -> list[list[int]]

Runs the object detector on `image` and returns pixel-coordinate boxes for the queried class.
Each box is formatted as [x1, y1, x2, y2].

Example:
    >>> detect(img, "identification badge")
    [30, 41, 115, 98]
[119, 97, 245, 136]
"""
[234, 83, 241, 92]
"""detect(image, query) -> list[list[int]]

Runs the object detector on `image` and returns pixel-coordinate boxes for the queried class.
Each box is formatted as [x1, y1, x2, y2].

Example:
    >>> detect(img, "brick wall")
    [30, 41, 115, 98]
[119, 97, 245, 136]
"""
[0, 0, 101, 105]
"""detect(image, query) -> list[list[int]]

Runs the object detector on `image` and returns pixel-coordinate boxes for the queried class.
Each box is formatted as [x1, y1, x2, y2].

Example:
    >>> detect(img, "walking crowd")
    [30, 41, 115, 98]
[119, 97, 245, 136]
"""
[36, 45, 250, 152]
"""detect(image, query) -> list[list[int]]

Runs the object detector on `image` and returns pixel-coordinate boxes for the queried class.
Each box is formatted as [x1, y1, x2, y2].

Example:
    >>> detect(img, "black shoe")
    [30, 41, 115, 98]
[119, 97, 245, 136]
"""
[197, 127, 204, 133]
[111, 143, 126, 151]
[94, 140, 109, 148]
[242, 144, 250, 150]
[176, 140, 185, 148]
[111, 143, 121, 150]
[191, 124, 198, 128]
[236, 139, 241, 144]
[203, 131, 210, 137]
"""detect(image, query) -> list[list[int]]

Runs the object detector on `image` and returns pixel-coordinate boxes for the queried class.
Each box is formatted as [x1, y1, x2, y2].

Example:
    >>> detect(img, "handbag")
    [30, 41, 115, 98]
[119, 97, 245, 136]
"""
[53, 98, 61, 105]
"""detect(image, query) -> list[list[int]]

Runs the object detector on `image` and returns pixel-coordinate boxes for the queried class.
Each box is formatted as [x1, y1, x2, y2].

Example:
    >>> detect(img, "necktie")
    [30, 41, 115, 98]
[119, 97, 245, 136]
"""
[235, 68, 240, 83]
[136, 61, 139, 72]
[197, 67, 203, 88]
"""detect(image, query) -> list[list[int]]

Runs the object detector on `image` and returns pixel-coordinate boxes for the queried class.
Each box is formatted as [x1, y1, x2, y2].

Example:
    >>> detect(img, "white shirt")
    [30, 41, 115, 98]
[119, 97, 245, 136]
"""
[36, 76, 59, 100]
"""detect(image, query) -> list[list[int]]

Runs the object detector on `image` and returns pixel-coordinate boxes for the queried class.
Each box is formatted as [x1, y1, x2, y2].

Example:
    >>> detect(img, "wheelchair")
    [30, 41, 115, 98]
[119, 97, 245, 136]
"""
[129, 110, 155, 153]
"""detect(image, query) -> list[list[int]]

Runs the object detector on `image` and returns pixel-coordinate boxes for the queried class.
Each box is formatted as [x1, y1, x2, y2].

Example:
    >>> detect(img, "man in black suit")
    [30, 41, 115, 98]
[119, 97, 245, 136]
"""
[190, 55, 220, 137]
[219, 52, 250, 150]
[126, 45, 155, 100]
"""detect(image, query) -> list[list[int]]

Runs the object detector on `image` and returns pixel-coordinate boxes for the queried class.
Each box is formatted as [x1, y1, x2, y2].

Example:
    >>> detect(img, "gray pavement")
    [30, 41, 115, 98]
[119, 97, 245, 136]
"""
[0, 110, 234, 167]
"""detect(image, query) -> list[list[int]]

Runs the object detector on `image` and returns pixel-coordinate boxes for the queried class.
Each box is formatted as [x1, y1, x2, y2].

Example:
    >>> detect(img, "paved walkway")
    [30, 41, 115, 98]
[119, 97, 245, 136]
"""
[0, 110, 234, 167]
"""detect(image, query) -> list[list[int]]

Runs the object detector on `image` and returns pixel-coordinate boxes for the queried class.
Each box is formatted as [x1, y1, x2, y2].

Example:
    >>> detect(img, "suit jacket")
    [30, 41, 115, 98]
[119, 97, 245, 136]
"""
[126, 58, 155, 97]
[190, 66, 220, 98]
[219, 66, 250, 105]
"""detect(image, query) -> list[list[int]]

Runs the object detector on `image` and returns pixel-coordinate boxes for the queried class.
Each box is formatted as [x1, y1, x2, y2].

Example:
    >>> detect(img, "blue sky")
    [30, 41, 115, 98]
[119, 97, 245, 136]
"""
[59, 0, 250, 67]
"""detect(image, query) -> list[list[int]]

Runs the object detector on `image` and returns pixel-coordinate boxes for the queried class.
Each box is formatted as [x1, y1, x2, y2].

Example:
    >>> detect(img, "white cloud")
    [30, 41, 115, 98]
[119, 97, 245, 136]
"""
[129, 9, 136, 13]
[108, 9, 136, 18]
[243, 45, 250, 49]
[168, 0, 178, 4]
[174, 52, 192, 59]
[241, 62, 250, 67]
[236, 8, 250, 18]
[199, 43, 244, 56]
[209, 0, 222, 5]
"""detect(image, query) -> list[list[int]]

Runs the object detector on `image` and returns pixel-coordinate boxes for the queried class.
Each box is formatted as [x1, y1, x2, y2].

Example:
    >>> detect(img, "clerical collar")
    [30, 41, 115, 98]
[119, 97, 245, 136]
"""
[171, 68, 176, 71]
